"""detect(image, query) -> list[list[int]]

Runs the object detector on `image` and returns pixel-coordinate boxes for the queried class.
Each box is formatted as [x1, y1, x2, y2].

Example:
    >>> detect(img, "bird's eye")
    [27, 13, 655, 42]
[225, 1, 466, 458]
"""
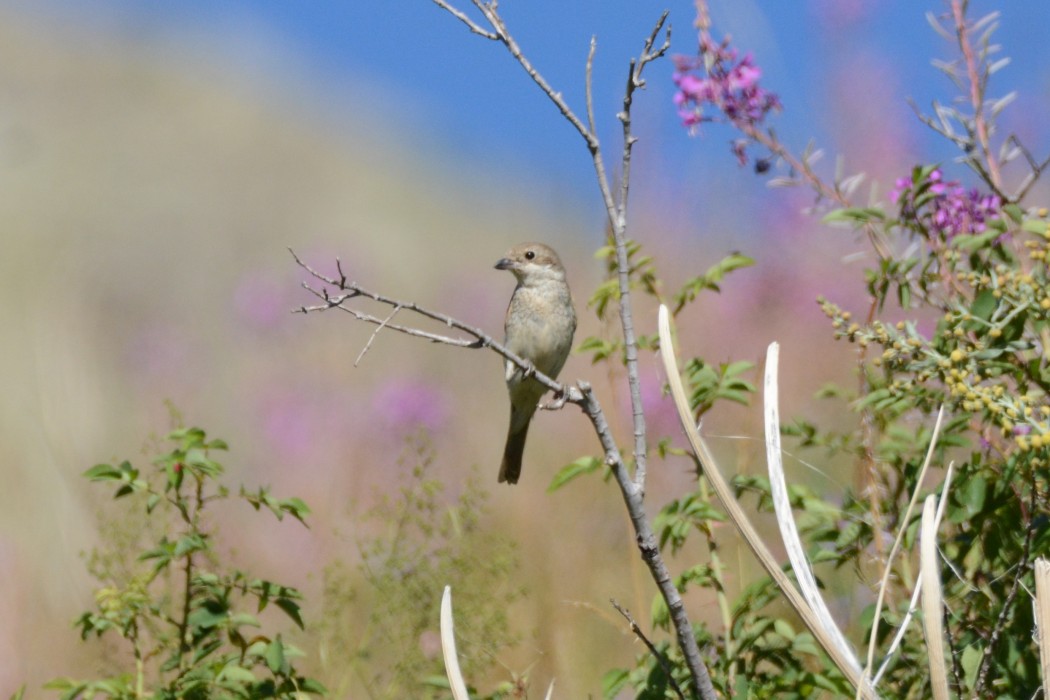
[524, 250, 536, 260]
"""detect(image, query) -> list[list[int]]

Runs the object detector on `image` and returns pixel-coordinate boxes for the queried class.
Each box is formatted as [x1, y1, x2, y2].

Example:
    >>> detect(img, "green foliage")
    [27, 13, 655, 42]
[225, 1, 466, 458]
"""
[47, 426, 323, 700]
[683, 358, 757, 418]
[547, 455, 607, 492]
[802, 91, 1050, 700]
[580, 238, 754, 366]
[671, 252, 756, 316]
[589, 4, 1050, 698]
[317, 434, 523, 700]
[812, 190, 1050, 693]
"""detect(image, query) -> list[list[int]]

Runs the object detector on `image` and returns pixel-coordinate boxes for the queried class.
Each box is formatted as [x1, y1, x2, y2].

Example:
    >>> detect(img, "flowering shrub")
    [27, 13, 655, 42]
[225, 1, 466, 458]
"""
[893, 166, 1003, 240]
[650, 1, 1050, 697]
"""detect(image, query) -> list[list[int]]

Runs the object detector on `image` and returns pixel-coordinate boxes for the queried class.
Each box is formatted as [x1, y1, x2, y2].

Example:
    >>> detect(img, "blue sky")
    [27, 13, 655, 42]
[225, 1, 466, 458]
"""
[13, 0, 1050, 225]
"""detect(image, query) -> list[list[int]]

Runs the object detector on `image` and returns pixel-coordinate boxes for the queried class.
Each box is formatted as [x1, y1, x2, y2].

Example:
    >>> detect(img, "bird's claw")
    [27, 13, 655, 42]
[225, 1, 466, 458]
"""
[541, 388, 567, 411]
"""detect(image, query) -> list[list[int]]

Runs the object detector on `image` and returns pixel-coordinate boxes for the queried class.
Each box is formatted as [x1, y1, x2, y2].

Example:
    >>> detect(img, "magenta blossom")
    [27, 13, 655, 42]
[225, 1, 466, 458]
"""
[892, 168, 1001, 239]
[673, 34, 780, 164]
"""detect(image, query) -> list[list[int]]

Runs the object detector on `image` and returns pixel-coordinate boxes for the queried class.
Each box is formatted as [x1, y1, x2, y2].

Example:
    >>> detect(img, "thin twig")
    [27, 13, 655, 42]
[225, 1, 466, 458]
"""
[1009, 135, 1050, 202]
[585, 37, 598, 140]
[429, 0, 498, 39]
[469, 1, 599, 152]
[611, 599, 687, 700]
[613, 11, 670, 496]
[354, 306, 401, 367]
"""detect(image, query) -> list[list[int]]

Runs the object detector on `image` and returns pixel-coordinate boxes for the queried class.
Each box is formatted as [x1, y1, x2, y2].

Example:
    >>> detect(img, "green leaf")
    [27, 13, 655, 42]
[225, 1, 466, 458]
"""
[229, 612, 262, 629]
[298, 678, 328, 695]
[548, 456, 602, 492]
[187, 602, 228, 630]
[174, 533, 207, 558]
[686, 358, 757, 414]
[83, 463, 122, 481]
[1022, 219, 1049, 235]
[217, 666, 257, 684]
[822, 207, 887, 225]
[1002, 202, 1024, 223]
[673, 253, 756, 312]
[265, 635, 287, 674]
[279, 497, 312, 525]
[274, 597, 305, 629]
[968, 289, 998, 323]
[602, 669, 631, 698]
[951, 229, 1001, 250]
[576, 335, 618, 363]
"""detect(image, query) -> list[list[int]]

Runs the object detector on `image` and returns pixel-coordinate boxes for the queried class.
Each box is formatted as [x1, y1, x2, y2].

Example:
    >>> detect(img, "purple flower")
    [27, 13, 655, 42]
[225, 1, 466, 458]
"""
[672, 36, 780, 164]
[893, 168, 1001, 239]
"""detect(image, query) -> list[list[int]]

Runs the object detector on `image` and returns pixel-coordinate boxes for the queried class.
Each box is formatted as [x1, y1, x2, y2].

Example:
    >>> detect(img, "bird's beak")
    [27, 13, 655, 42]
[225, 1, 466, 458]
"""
[495, 258, 514, 271]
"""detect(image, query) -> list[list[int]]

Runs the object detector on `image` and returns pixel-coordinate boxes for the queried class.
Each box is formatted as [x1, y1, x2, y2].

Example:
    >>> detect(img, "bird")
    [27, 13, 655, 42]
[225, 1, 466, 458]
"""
[494, 242, 577, 484]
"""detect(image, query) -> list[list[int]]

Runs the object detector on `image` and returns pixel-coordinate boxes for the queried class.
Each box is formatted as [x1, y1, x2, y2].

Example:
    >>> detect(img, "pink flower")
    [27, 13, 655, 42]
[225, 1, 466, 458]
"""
[672, 37, 780, 164]
[893, 168, 1001, 239]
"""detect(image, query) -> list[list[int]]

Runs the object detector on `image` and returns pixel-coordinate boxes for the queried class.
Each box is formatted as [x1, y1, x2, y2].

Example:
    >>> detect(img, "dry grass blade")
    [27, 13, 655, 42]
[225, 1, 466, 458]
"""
[873, 462, 955, 684]
[657, 305, 878, 699]
[1036, 559, 1050, 693]
[919, 496, 949, 700]
[763, 342, 860, 676]
[861, 404, 945, 694]
[440, 586, 471, 700]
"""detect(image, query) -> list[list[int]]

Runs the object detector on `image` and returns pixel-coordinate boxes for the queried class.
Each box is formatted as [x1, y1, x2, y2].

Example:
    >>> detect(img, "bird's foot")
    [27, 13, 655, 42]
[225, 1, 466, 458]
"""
[541, 388, 568, 411]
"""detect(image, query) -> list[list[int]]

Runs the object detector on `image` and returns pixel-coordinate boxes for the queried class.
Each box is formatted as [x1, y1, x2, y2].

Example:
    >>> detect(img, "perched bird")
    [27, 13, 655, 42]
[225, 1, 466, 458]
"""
[495, 243, 577, 484]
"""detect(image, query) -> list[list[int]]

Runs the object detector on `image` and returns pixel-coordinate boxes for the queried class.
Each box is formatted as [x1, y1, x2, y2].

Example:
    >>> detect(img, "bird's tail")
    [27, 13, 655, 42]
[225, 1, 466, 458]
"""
[499, 420, 531, 484]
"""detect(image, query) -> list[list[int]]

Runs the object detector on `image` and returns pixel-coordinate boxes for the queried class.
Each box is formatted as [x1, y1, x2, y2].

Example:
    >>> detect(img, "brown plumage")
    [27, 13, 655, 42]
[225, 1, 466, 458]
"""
[494, 243, 576, 484]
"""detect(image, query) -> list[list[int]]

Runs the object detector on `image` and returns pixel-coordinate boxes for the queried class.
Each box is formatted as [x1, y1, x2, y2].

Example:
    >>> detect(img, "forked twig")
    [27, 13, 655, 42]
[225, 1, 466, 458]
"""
[611, 599, 686, 700]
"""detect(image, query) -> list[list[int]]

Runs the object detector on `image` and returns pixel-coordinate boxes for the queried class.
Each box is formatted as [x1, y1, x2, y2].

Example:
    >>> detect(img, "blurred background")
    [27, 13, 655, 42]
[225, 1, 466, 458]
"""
[1, 0, 1048, 696]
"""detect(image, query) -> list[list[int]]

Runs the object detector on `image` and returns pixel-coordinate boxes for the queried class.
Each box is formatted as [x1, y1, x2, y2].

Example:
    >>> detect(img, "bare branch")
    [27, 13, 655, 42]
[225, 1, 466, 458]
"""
[585, 37, 598, 140]
[1007, 134, 1050, 202]
[429, 0, 498, 39]
[469, 1, 599, 152]
[611, 599, 687, 700]
[290, 248, 567, 396]
[611, 11, 670, 498]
